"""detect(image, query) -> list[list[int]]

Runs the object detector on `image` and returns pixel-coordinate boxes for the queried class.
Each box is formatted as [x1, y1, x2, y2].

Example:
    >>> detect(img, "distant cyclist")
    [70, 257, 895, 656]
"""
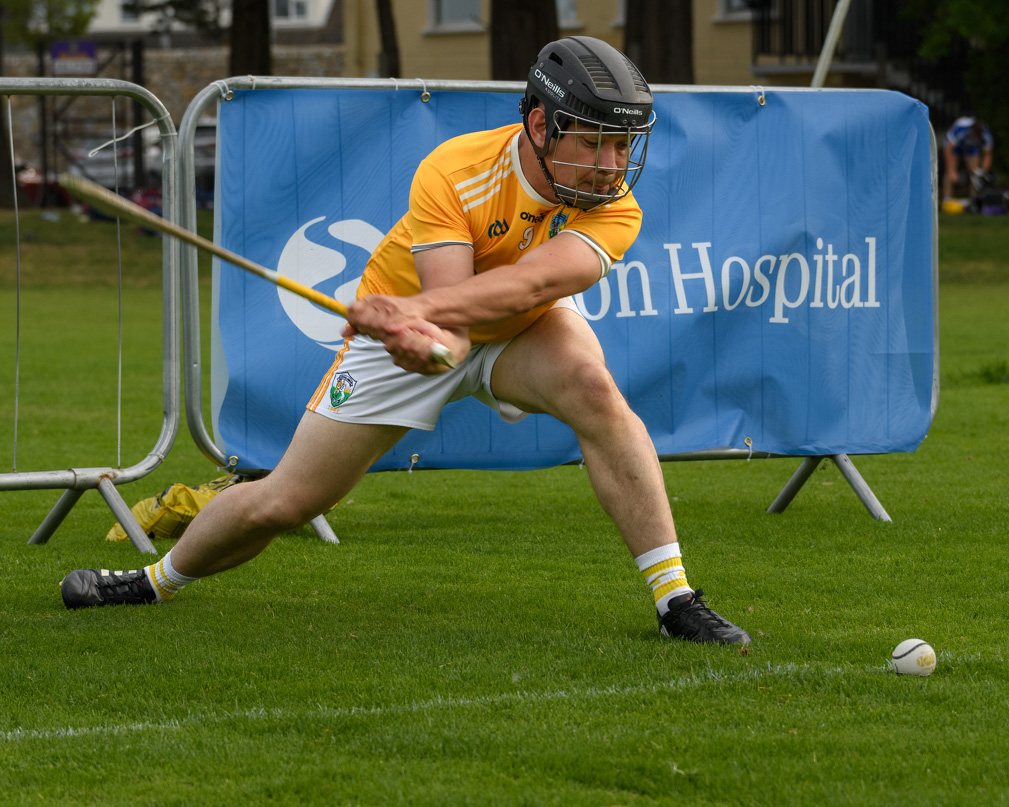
[943, 116, 994, 202]
[60, 37, 751, 646]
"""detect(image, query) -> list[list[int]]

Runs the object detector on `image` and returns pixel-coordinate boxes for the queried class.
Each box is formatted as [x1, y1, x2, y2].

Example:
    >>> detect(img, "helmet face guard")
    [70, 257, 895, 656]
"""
[543, 108, 654, 210]
[522, 36, 654, 211]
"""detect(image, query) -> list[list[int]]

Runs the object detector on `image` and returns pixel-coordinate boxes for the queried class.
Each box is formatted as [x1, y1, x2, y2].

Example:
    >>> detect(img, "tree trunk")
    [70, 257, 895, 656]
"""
[229, 0, 273, 76]
[624, 0, 694, 84]
[375, 0, 400, 77]
[490, 0, 559, 81]
[0, 10, 14, 209]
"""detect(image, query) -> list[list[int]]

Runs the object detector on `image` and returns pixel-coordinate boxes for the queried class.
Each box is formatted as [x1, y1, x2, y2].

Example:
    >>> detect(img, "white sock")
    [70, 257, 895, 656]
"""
[145, 548, 201, 602]
[635, 543, 692, 615]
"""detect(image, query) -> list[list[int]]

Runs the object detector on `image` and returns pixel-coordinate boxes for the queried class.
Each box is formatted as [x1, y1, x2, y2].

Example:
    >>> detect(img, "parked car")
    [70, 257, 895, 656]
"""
[16, 165, 70, 206]
[145, 117, 217, 193]
[66, 136, 139, 190]
[66, 117, 217, 206]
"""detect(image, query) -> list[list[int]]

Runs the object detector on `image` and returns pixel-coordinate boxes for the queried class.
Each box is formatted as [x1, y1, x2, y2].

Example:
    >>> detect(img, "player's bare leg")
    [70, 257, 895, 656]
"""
[60, 415, 407, 608]
[963, 154, 981, 197]
[170, 415, 408, 577]
[490, 307, 750, 644]
[490, 307, 674, 556]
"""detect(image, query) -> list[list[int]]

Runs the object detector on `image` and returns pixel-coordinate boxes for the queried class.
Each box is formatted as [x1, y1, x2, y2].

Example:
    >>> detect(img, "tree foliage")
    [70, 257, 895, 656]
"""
[1, 0, 100, 207]
[902, 0, 1009, 172]
[904, 0, 1009, 59]
[122, 0, 269, 72]
[3, 0, 99, 47]
[121, 0, 227, 39]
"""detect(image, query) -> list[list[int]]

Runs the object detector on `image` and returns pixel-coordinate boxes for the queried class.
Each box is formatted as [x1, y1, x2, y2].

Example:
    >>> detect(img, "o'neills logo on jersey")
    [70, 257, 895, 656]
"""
[535, 69, 566, 100]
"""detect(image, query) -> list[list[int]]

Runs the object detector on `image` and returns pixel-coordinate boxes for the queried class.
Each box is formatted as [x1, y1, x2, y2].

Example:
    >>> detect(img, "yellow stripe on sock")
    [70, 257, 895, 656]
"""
[654, 578, 690, 601]
[643, 559, 684, 586]
[644, 558, 682, 576]
[147, 561, 176, 601]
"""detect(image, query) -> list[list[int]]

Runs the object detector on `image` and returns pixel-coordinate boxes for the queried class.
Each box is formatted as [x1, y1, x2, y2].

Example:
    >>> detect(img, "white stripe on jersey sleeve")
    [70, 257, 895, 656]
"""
[411, 241, 474, 253]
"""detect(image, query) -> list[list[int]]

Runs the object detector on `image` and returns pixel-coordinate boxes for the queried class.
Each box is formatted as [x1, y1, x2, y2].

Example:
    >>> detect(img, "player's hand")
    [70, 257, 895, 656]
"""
[343, 295, 421, 342]
[383, 320, 470, 375]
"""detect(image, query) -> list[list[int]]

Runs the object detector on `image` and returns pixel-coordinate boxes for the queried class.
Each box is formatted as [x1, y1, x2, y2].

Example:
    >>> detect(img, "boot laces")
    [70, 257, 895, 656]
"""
[100, 570, 149, 600]
[684, 589, 732, 628]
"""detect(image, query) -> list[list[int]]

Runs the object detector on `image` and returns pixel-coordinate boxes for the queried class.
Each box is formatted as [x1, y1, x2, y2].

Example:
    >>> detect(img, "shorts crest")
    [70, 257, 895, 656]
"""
[330, 372, 357, 408]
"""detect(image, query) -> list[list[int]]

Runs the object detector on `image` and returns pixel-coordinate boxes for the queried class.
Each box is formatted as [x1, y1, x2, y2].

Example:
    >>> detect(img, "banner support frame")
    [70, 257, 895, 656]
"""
[765, 454, 891, 521]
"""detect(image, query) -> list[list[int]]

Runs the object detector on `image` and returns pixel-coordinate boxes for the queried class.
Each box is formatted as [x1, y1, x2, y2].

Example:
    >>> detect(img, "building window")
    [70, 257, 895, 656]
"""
[557, 0, 579, 28]
[430, 0, 482, 28]
[716, 0, 758, 21]
[273, 0, 307, 20]
[120, 0, 138, 21]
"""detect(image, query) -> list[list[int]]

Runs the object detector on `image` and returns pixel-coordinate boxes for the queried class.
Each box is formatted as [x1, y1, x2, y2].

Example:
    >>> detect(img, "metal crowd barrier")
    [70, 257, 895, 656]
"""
[176, 77, 941, 523]
[177, 76, 526, 483]
[0, 78, 180, 554]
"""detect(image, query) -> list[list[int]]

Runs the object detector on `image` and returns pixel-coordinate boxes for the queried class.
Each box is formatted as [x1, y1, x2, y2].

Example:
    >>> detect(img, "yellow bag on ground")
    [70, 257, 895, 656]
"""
[105, 474, 246, 542]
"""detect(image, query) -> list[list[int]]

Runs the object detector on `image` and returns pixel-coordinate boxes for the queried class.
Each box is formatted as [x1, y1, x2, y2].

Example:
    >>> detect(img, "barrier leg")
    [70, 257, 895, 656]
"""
[766, 456, 824, 514]
[831, 453, 892, 522]
[27, 489, 86, 545]
[97, 477, 158, 554]
[310, 514, 340, 545]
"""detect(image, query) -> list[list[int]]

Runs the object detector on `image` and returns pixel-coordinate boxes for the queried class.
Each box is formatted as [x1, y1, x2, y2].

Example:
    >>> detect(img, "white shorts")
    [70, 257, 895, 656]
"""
[307, 334, 527, 431]
[307, 298, 580, 430]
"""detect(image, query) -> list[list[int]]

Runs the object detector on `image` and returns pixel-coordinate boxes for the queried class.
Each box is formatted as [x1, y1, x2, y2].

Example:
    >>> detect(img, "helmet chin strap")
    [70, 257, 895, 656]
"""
[534, 153, 566, 207]
[521, 112, 566, 207]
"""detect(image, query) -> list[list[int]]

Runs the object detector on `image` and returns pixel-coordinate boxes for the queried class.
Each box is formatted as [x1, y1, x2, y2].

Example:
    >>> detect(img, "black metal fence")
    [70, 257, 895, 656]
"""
[751, 0, 971, 123]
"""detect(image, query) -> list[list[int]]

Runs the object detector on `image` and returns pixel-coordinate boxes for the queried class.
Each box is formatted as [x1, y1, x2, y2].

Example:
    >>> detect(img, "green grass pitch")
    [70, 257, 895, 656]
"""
[1, 209, 1008, 805]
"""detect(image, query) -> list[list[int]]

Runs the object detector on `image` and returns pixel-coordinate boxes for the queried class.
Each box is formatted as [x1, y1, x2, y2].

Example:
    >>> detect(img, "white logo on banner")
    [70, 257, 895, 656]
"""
[275, 217, 385, 350]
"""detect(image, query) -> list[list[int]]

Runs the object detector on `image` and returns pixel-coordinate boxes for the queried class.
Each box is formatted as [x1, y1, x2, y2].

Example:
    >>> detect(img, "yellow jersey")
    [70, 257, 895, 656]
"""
[357, 122, 643, 343]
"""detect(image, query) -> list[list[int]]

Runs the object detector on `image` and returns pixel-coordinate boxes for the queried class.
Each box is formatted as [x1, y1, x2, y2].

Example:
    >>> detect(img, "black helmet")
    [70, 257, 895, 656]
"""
[521, 36, 655, 210]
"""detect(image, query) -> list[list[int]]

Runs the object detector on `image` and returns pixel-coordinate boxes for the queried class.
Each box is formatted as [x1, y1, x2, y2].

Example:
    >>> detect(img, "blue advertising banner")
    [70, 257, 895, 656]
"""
[214, 87, 935, 472]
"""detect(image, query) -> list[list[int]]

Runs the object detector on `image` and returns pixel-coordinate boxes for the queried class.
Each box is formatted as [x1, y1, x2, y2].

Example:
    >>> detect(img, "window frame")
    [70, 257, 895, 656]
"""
[425, 0, 485, 34]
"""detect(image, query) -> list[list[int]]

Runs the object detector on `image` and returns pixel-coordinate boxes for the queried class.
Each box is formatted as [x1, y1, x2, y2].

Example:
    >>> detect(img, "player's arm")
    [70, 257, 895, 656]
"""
[982, 146, 994, 173]
[411, 231, 604, 327]
[348, 230, 603, 333]
[345, 244, 476, 374]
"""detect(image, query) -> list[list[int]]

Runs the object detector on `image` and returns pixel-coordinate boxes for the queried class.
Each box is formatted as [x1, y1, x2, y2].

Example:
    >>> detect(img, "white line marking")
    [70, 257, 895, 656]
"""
[0, 653, 972, 744]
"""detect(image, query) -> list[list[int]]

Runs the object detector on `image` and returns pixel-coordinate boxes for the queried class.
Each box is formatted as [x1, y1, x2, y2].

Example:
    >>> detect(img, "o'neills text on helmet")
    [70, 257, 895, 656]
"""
[535, 69, 566, 99]
[614, 107, 644, 115]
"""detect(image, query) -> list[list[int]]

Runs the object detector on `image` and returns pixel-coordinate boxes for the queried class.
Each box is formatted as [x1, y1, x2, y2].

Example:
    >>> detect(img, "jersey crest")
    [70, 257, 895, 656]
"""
[548, 211, 569, 238]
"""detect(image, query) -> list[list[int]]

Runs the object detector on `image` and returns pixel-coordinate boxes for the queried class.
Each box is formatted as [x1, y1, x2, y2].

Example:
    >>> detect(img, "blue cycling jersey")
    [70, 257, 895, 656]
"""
[946, 117, 994, 156]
